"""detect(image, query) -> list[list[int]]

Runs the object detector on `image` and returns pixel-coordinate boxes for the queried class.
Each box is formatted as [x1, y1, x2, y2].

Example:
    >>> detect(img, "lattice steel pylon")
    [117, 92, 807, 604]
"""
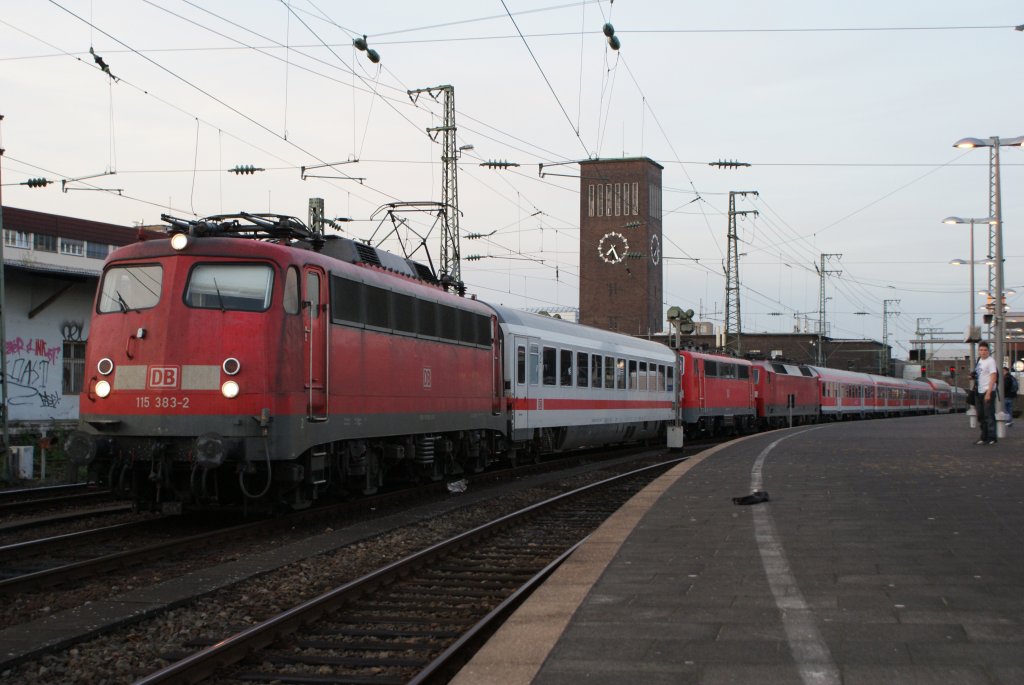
[724, 191, 758, 354]
[816, 253, 842, 365]
[408, 84, 464, 294]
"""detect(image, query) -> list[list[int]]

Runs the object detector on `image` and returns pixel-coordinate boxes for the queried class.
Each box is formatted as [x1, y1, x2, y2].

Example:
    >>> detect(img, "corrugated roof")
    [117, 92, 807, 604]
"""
[1, 205, 143, 245]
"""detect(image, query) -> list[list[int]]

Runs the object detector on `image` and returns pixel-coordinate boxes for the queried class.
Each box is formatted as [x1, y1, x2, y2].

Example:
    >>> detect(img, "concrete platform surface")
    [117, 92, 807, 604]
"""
[453, 414, 1024, 685]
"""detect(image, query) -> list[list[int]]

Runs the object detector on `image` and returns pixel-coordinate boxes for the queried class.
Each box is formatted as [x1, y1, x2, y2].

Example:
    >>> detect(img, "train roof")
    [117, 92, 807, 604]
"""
[753, 359, 816, 377]
[806, 365, 874, 383]
[490, 304, 676, 360]
[678, 348, 754, 366]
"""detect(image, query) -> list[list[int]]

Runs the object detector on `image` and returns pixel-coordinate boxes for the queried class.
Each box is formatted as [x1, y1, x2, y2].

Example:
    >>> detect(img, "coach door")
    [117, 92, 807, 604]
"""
[303, 266, 328, 421]
[697, 359, 707, 414]
[512, 336, 538, 439]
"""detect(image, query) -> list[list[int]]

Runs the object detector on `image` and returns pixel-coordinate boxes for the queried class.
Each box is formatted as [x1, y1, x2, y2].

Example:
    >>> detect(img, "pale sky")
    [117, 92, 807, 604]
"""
[2, 1, 1022, 358]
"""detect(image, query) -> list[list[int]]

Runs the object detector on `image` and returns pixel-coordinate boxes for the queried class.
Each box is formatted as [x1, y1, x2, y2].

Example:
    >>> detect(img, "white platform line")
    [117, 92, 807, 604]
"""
[750, 429, 840, 685]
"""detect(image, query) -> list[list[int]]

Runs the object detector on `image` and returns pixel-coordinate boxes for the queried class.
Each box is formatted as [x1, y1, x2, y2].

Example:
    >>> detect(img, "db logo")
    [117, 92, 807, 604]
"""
[149, 366, 180, 389]
[422, 367, 432, 388]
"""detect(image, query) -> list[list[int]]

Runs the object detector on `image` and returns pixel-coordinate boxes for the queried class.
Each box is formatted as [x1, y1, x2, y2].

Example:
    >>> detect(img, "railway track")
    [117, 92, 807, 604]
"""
[135, 457, 684, 685]
[0, 484, 113, 516]
[0, 447, 653, 598]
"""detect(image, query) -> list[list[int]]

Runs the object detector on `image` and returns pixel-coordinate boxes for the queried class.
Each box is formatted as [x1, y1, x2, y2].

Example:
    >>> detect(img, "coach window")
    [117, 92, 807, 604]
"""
[616, 358, 626, 390]
[185, 264, 273, 311]
[283, 266, 300, 314]
[577, 351, 589, 387]
[657, 364, 665, 391]
[98, 264, 163, 313]
[543, 347, 557, 385]
[517, 346, 527, 384]
[638, 361, 648, 391]
[591, 354, 603, 389]
[529, 344, 540, 385]
[560, 349, 573, 386]
[667, 365, 675, 392]
[605, 356, 615, 389]
[628, 360, 638, 390]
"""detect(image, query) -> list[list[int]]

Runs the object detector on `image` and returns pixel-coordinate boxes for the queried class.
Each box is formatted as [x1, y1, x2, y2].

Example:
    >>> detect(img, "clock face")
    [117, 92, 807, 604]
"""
[650, 234, 661, 265]
[598, 232, 628, 264]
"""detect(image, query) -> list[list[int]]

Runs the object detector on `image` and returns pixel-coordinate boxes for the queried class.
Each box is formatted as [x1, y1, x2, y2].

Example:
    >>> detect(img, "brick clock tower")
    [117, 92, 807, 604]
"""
[578, 157, 663, 335]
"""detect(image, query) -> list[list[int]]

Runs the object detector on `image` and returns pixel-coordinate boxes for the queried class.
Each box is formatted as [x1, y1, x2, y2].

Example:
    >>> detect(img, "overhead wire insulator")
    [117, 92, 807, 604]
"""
[709, 159, 752, 169]
[603, 22, 621, 50]
[464, 255, 483, 261]
[352, 34, 381, 64]
[480, 160, 520, 169]
[229, 165, 264, 175]
[24, 177, 51, 188]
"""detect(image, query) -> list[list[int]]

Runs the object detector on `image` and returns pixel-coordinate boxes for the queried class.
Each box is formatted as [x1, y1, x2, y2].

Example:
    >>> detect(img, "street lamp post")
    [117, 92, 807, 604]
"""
[954, 136, 1024, 437]
[944, 216, 997, 377]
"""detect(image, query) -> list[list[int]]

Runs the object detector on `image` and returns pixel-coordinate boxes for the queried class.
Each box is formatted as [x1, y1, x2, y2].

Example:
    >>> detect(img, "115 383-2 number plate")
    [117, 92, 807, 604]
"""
[136, 396, 191, 409]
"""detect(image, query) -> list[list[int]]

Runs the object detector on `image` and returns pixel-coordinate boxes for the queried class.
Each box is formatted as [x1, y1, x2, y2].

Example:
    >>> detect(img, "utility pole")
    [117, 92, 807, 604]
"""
[915, 317, 931, 364]
[816, 253, 842, 365]
[986, 146, 997, 341]
[407, 85, 465, 294]
[724, 191, 757, 355]
[882, 299, 901, 376]
[0, 114, 9, 481]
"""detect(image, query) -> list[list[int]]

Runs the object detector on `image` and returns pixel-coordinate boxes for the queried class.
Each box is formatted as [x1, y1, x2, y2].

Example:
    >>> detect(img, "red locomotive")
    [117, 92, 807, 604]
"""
[676, 349, 755, 436]
[66, 214, 676, 513]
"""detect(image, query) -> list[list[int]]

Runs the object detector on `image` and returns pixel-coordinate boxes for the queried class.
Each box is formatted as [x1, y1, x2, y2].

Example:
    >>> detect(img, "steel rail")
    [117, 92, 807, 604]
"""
[133, 457, 684, 685]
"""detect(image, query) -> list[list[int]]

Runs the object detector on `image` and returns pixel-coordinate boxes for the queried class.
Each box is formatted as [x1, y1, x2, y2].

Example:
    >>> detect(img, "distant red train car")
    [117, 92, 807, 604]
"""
[751, 360, 819, 428]
[812, 367, 874, 419]
[678, 350, 755, 435]
[923, 377, 953, 414]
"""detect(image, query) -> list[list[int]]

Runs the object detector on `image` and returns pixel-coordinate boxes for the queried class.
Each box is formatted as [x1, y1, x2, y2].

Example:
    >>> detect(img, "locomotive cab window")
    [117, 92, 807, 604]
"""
[98, 264, 163, 313]
[185, 264, 273, 311]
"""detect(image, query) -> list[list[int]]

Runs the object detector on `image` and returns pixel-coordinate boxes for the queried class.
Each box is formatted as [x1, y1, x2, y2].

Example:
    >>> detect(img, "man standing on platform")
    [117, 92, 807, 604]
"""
[975, 341, 998, 445]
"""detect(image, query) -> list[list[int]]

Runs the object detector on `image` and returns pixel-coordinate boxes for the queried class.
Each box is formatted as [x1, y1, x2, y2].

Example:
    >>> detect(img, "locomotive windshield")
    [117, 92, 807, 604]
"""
[98, 264, 163, 313]
[185, 263, 273, 311]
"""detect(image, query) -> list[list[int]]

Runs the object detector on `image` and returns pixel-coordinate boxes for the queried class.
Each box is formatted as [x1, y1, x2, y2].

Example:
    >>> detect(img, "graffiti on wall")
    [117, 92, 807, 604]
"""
[2, 318, 83, 410]
[4, 337, 61, 408]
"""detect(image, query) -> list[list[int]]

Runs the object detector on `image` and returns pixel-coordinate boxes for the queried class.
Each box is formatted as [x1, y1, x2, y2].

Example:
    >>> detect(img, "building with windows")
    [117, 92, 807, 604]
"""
[2, 206, 142, 430]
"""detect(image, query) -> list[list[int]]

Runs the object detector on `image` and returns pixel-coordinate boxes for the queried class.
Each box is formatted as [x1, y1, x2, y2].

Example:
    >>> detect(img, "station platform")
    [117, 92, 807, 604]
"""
[453, 414, 1024, 685]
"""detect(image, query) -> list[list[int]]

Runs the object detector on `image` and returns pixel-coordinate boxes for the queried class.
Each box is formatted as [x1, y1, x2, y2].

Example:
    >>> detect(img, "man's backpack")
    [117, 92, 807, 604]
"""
[1005, 373, 1019, 398]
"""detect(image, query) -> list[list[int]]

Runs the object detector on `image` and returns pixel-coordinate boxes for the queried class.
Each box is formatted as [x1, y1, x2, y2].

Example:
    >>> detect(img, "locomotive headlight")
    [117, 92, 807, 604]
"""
[221, 380, 240, 399]
[170, 232, 190, 250]
[95, 380, 112, 398]
[222, 357, 241, 375]
[97, 358, 114, 376]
